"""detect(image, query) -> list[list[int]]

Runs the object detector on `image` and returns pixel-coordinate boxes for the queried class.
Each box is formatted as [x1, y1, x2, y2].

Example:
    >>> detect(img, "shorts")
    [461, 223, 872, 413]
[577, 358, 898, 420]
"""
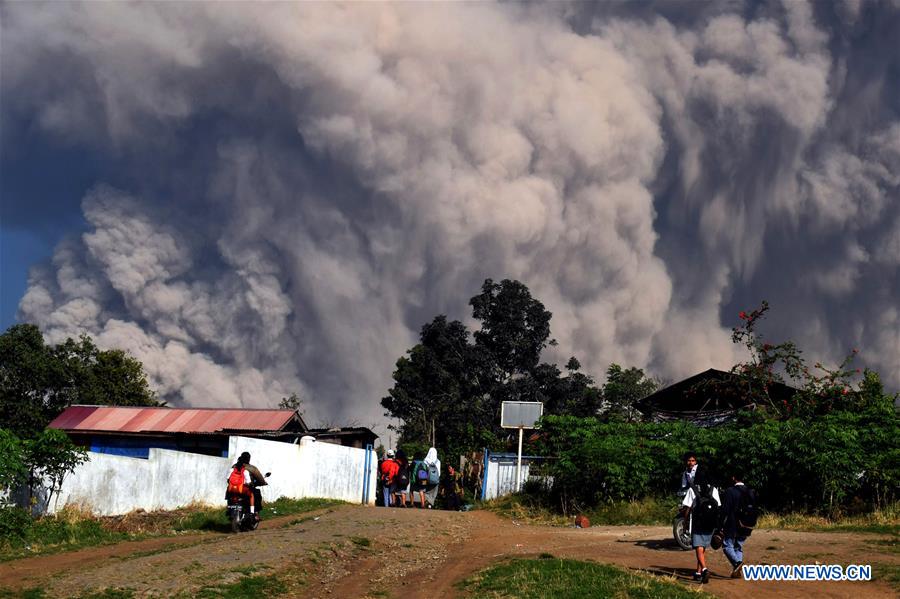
[692, 532, 713, 548]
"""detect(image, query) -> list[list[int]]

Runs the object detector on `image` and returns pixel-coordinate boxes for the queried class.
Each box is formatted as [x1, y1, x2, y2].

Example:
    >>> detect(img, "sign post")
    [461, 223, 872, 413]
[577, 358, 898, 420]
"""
[500, 401, 544, 492]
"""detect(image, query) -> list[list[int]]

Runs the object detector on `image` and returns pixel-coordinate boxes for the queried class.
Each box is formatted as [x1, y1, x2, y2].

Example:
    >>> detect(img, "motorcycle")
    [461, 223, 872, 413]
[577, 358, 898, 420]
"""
[672, 489, 692, 550]
[226, 472, 271, 533]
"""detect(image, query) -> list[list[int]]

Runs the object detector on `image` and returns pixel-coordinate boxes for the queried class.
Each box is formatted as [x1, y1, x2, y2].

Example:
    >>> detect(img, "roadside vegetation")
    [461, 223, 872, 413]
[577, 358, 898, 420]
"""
[0, 497, 342, 561]
[484, 494, 672, 528]
[485, 493, 900, 538]
[386, 282, 898, 527]
[462, 557, 706, 598]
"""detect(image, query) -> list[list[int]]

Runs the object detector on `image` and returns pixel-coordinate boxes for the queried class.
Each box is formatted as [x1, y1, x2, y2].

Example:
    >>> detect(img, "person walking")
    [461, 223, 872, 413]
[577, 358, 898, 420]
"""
[410, 454, 429, 508]
[441, 465, 463, 510]
[423, 447, 441, 508]
[719, 470, 757, 579]
[392, 450, 410, 507]
[379, 449, 399, 507]
[682, 470, 720, 583]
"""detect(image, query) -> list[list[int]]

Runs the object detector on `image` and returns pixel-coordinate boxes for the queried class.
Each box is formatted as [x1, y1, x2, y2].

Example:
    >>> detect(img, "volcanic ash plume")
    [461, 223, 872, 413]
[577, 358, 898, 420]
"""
[5, 2, 899, 428]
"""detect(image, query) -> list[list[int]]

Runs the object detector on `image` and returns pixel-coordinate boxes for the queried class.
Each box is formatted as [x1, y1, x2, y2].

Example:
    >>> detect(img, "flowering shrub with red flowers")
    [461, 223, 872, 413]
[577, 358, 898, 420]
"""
[722, 302, 882, 418]
[534, 303, 898, 516]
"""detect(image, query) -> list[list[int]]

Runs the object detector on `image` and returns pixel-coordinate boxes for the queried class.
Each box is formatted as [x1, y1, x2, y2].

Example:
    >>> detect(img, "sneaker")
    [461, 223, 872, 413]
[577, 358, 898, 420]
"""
[701, 568, 710, 583]
[692, 572, 702, 582]
[731, 562, 743, 579]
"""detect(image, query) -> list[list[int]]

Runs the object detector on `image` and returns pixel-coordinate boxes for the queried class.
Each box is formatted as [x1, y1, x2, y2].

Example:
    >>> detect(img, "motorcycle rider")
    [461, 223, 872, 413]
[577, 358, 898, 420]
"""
[226, 455, 256, 517]
[238, 451, 267, 519]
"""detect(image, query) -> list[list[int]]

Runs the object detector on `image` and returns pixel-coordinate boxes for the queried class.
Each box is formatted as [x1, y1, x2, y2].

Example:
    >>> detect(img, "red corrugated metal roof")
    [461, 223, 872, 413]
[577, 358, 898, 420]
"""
[48, 406, 299, 434]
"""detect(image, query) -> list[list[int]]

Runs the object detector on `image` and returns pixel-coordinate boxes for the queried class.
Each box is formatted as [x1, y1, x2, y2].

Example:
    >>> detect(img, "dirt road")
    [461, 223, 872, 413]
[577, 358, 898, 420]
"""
[1, 505, 896, 598]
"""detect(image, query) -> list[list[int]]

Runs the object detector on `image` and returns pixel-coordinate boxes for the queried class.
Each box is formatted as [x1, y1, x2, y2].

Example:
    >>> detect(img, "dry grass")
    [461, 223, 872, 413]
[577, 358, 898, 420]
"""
[758, 502, 899, 535]
[103, 502, 216, 535]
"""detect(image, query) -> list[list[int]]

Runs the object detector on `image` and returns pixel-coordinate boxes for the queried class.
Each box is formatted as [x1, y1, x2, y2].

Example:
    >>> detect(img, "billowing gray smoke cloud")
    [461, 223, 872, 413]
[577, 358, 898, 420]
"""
[4, 1, 898, 429]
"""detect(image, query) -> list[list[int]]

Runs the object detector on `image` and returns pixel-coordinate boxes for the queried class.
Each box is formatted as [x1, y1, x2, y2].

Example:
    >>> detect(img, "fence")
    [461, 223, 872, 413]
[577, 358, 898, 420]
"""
[37, 435, 377, 516]
[480, 450, 552, 501]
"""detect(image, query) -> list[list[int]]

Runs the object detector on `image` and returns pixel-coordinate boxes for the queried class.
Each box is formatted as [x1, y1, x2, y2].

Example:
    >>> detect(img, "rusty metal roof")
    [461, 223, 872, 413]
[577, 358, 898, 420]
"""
[48, 405, 304, 434]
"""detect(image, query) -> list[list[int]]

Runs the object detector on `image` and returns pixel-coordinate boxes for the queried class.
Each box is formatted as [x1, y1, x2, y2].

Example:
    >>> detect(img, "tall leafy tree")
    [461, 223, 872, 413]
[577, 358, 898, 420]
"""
[381, 316, 477, 452]
[0, 324, 68, 437]
[470, 278, 555, 379]
[383, 279, 604, 460]
[600, 363, 659, 422]
[0, 324, 160, 437]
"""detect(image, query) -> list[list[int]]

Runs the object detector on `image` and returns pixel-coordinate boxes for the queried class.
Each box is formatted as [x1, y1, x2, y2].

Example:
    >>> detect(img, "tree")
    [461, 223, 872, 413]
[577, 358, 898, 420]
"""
[278, 393, 303, 413]
[381, 316, 478, 453]
[531, 359, 603, 418]
[600, 364, 659, 422]
[470, 279, 555, 379]
[53, 335, 159, 408]
[22, 428, 88, 512]
[0, 429, 26, 500]
[0, 324, 160, 437]
[382, 279, 603, 461]
[0, 324, 68, 437]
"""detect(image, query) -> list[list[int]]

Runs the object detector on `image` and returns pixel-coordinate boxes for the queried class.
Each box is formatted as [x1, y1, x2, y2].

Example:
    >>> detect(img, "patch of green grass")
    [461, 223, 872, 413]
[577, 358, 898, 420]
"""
[195, 573, 284, 599]
[868, 538, 900, 555]
[463, 558, 705, 598]
[0, 497, 344, 562]
[0, 508, 139, 562]
[350, 536, 371, 547]
[873, 563, 900, 591]
[230, 564, 272, 575]
[586, 497, 672, 526]
[7, 587, 137, 599]
[77, 589, 136, 599]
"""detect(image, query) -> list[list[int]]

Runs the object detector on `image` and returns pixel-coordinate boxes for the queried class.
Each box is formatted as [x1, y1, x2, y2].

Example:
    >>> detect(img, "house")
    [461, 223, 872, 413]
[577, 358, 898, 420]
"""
[48, 405, 308, 458]
[307, 426, 378, 449]
[636, 368, 796, 426]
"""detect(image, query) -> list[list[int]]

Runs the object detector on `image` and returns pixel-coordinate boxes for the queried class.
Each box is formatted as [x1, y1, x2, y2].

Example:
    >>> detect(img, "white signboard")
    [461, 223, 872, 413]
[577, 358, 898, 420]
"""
[501, 401, 543, 429]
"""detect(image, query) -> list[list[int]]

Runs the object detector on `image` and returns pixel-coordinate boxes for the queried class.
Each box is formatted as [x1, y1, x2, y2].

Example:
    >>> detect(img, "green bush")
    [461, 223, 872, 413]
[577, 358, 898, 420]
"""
[0, 506, 33, 545]
[537, 404, 899, 515]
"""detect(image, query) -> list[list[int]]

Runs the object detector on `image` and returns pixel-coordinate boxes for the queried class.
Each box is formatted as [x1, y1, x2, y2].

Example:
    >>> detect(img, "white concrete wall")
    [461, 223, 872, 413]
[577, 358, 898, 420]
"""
[47, 435, 377, 516]
[483, 458, 531, 501]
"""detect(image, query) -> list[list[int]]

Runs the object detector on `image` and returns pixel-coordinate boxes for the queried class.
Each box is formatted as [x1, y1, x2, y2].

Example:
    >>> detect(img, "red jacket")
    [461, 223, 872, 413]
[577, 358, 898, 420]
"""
[380, 458, 399, 483]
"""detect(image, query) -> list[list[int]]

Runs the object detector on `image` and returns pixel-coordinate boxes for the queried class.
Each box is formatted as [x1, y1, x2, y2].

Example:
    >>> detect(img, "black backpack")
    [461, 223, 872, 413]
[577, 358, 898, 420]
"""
[736, 486, 759, 533]
[692, 483, 720, 532]
[396, 463, 410, 488]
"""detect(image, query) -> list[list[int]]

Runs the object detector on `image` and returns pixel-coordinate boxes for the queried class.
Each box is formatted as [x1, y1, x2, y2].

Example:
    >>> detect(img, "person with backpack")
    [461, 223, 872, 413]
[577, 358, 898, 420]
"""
[238, 452, 267, 516]
[226, 454, 256, 518]
[719, 470, 757, 579]
[410, 454, 430, 508]
[392, 450, 410, 507]
[379, 449, 399, 507]
[422, 447, 441, 508]
[681, 470, 720, 583]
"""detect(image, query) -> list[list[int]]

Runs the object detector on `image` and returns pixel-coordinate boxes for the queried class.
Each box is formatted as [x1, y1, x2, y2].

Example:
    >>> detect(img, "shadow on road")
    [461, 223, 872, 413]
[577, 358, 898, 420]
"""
[627, 538, 685, 551]
[646, 565, 729, 583]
